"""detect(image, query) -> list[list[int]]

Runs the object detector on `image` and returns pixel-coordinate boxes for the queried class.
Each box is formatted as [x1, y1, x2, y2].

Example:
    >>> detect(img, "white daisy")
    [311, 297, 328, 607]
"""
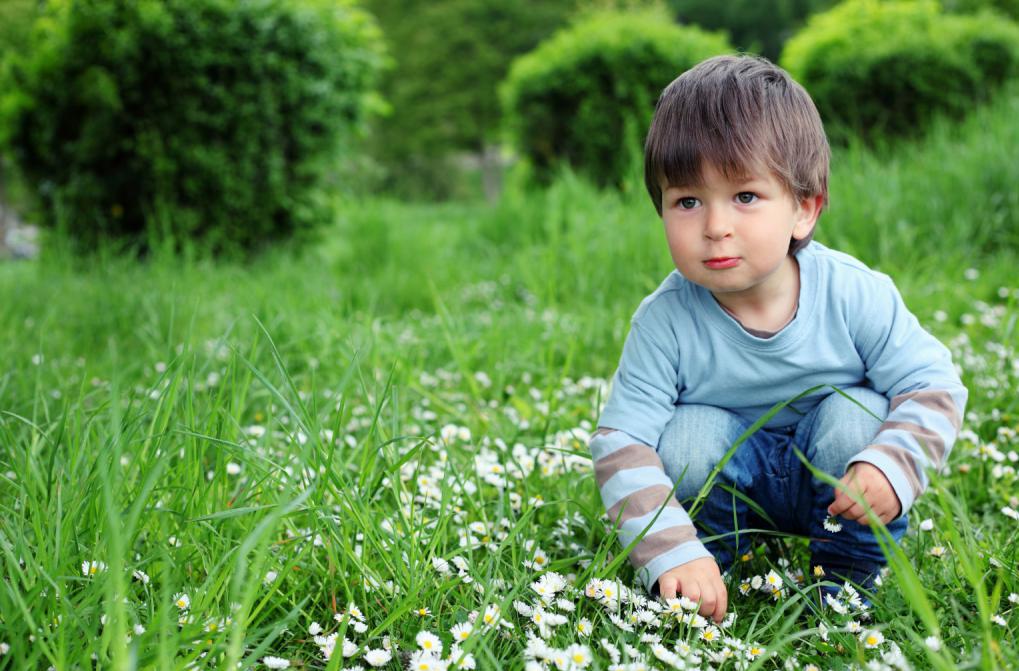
[823, 516, 843, 533]
[363, 649, 392, 667]
[407, 650, 446, 671]
[262, 656, 290, 669]
[82, 560, 107, 577]
[448, 645, 476, 670]
[481, 604, 501, 627]
[700, 626, 720, 642]
[416, 630, 443, 655]
[450, 622, 472, 641]
[565, 644, 593, 668]
[861, 630, 884, 648]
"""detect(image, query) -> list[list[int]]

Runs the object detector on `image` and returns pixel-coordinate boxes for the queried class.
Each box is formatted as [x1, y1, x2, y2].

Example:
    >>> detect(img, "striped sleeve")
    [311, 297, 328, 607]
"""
[590, 427, 712, 594]
[849, 385, 966, 515]
[849, 273, 969, 516]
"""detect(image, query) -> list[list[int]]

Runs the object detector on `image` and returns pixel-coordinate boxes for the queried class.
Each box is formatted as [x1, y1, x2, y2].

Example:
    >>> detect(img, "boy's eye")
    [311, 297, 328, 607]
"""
[736, 192, 758, 204]
[677, 197, 699, 209]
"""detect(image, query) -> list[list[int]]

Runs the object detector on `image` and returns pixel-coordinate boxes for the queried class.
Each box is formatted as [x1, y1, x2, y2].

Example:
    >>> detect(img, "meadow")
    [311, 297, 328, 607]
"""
[1, 87, 1018, 670]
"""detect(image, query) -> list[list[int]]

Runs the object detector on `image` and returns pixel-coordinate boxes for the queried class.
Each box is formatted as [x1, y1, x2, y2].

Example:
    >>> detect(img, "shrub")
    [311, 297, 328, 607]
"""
[0, 0, 386, 255]
[781, 0, 1019, 144]
[0, 0, 39, 59]
[665, 0, 836, 61]
[941, 0, 1019, 20]
[501, 9, 730, 189]
[362, 0, 578, 201]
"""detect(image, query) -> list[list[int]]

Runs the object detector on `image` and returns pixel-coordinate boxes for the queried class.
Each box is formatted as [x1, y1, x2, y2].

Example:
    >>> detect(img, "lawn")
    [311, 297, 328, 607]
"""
[0, 91, 1018, 670]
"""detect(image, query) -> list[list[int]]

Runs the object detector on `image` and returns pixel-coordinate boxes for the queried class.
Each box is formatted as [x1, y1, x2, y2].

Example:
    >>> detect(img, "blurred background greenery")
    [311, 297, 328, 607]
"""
[0, 0, 1018, 256]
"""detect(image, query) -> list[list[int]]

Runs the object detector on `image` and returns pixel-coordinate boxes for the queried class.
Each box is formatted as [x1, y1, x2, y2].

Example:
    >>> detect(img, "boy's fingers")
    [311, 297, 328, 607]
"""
[842, 501, 867, 521]
[828, 490, 854, 516]
[685, 584, 702, 610]
[713, 582, 728, 623]
[697, 583, 717, 621]
[659, 575, 678, 601]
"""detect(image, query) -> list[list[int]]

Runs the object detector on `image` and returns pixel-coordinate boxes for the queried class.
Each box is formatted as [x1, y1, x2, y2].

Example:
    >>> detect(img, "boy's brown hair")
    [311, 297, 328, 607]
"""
[644, 54, 830, 254]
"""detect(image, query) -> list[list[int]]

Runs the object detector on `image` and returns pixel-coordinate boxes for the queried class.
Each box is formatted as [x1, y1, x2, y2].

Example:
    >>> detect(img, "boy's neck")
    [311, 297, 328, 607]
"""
[711, 256, 801, 332]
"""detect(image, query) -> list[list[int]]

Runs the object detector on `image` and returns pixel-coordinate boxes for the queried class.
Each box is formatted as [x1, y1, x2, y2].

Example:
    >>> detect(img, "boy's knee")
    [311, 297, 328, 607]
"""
[657, 404, 743, 500]
[808, 386, 889, 476]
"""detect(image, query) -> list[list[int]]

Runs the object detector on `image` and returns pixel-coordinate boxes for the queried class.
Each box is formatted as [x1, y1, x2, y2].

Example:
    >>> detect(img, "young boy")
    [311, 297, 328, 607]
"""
[589, 54, 967, 622]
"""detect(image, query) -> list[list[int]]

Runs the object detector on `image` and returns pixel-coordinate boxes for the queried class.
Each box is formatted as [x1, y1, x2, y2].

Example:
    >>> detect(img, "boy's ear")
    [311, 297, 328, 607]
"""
[792, 193, 824, 240]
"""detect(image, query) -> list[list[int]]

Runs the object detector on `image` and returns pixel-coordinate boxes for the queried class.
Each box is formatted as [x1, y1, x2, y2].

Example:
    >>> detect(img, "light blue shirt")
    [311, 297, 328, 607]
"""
[594, 241, 968, 590]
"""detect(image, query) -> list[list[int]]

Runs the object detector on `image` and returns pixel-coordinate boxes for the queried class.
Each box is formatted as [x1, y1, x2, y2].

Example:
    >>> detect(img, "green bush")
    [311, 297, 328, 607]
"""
[501, 9, 730, 189]
[0, 0, 386, 255]
[0, 0, 39, 59]
[941, 0, 1019, 20]
[781, 0, 1019, 144]
[666, 0, 836, 61]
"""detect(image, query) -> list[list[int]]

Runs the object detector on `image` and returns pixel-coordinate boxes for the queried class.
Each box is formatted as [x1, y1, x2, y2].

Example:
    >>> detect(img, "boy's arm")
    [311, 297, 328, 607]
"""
[848, 274, 969, 517]
[590, 427, 713, 594]
[591, 319, 713, 594]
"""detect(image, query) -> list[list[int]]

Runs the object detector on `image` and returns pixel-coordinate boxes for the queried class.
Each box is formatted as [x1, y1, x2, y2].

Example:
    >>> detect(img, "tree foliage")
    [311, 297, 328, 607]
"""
[362, 0, 578, 199]
[502, 8, 730, 189]
[665, 0, 836, 61]
[782, 0, 1019, 144]
[1, 0, 386, 255]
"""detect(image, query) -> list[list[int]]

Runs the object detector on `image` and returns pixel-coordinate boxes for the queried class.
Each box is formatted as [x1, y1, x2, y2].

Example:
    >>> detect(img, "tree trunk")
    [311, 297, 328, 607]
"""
[480, 142, 502, 204]
[0, 161, 9, 258]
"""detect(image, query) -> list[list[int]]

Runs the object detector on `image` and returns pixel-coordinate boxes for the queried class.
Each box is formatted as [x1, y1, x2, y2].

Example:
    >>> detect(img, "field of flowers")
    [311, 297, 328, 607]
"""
[2, 90, 1019, 671]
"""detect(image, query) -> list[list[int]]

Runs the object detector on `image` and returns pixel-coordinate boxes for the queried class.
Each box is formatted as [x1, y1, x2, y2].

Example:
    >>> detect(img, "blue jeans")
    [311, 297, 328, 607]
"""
[656, 387, 908, 569]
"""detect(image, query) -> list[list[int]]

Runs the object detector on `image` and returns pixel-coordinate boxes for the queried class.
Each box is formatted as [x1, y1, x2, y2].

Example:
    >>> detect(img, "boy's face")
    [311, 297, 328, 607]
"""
[660, 161, 821, 307]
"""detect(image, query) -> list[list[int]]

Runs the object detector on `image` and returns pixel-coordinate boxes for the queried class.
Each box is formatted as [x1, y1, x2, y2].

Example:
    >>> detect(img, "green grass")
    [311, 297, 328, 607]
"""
[1, 90, 1019, 670]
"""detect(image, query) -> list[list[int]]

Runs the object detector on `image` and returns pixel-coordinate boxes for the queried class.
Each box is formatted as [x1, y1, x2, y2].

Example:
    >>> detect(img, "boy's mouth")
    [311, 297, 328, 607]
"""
[704, 257, 741, 269]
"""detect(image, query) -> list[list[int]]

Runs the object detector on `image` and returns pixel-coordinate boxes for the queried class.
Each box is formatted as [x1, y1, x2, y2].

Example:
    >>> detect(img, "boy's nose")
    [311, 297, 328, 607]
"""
[703, 208, 734, 240]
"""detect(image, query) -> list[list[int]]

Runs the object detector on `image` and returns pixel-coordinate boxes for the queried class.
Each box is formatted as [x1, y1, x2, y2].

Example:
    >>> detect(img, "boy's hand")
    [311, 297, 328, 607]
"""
[658, 557, 727, 623]
[828, 462, 901, 525]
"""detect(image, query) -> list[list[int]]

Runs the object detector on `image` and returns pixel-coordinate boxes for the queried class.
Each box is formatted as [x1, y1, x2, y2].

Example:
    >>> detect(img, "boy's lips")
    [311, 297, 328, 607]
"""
[704, 257, 741, 269]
